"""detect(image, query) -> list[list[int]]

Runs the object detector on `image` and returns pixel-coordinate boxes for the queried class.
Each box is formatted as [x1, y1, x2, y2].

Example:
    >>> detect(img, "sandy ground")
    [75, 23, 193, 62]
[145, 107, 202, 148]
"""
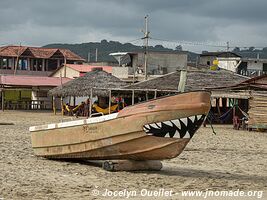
[0, 110, 266, 200]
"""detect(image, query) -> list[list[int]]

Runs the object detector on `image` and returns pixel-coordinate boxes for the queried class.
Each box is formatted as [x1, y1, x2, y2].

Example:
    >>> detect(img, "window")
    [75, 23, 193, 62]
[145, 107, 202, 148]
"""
[207, 61, 210, 65]
[263, 63, 267, 72]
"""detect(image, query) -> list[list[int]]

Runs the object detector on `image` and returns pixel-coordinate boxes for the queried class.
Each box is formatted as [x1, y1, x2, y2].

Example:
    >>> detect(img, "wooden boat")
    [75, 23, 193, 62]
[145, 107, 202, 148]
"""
[30, 91, 210, 160]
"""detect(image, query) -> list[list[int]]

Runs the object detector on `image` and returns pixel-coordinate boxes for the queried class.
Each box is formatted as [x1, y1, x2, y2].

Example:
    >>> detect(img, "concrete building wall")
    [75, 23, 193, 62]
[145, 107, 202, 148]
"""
[247, 60, 264, 70]
[132, 52, 187, 75]
[217, 58, 241, 72]
[112, 67, 133, 79]
[52, 67, 79, 78]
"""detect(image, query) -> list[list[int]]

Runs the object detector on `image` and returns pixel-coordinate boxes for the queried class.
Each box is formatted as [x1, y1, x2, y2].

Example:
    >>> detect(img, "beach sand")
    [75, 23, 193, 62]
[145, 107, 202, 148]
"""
[0, 111, 266, 200]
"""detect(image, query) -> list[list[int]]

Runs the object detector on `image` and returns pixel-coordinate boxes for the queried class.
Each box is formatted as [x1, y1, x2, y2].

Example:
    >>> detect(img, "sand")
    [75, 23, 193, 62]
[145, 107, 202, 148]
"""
[0, 110, 266, 200]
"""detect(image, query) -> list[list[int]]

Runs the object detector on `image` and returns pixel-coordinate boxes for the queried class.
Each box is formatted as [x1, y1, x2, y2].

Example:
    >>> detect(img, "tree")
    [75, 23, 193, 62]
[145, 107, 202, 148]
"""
[248, 46, 255, 52]
[233, 47, 240, 52]
[175, 45, 183, 51]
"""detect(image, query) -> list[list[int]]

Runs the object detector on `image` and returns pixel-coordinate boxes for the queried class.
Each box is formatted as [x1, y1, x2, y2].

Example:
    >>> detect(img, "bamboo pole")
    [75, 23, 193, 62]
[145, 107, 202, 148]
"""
[52, 96, 56, 115]
[109, 90, 112, 114]
[61, 97, 64, 117]
[132, 90, 135, 105]
[89, 88, 93, 117]
[1, 89, 4, 111]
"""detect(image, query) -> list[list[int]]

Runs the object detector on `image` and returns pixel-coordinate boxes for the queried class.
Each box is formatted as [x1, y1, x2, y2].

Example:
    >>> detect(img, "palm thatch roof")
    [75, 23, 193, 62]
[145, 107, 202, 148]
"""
[124, 69, 249, 92]
[48, 69, 127, 97]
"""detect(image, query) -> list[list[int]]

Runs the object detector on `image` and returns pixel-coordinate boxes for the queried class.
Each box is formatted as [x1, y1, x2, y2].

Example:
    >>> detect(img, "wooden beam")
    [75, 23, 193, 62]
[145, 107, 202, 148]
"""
[102, 160, 162, 171]
[109, 90, 111, 114]
[154, 90, 157, 99]
[52, 96, 56, 115]
[132, 90, 135, 105]
[89, 88, 93, 117]
[60, 96, 64, 117]
[1, 89, 4, 111]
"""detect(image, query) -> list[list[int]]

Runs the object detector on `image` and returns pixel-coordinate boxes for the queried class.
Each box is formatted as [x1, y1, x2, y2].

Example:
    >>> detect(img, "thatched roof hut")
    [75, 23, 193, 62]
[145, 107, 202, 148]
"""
[48, 69, 127, 97]
[124, 69, 248, 92]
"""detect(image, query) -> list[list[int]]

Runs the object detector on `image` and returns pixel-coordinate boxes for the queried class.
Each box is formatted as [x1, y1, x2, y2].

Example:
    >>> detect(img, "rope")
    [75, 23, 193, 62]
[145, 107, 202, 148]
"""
[206, 101, 217, 135]
[206, 115, 217, 135]
[238, 106, 249, 119]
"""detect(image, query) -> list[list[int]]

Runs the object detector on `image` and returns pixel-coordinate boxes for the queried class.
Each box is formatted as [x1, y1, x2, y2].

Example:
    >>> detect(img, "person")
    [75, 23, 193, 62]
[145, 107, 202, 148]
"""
[84, 99, 90, 118]
[74, 102, 85, 117]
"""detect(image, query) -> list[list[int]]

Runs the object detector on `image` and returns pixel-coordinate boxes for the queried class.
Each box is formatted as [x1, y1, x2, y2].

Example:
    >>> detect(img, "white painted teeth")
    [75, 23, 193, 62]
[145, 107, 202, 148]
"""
[180, 118, 188, 126]
[173, 130, 180, 138]
[156, 122, 162, 128]
[144, 125, 150, 129]
[196, 115, 202, 121]
[184, 131, 191, 138]
[143, 115, 204, 138]
[164, 121, 173, 127]
[172, 119, 181, 129]
[189, 116, 195, 122]
[150, 123, 158, 129]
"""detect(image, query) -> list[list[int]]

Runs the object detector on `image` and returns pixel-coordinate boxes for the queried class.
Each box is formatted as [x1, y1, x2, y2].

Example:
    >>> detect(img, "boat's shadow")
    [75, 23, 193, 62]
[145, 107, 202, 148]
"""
[54, 159, 266, 183]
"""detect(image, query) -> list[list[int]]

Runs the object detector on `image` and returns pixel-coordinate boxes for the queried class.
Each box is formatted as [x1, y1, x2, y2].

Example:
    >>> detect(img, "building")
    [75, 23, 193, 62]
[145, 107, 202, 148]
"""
[49, 64, 113, 78]
[238, 58, 267, 76]
[110, 51, 188, 77]
[0, 75, 71, 110]
[199, 51, 241, 72]
[0, 45, 85, 76]
[209, 75, 267, 130]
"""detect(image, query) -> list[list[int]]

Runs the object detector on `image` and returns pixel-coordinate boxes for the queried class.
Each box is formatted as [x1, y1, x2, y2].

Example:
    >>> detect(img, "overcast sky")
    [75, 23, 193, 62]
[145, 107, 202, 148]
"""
[1, 0, 267, 52]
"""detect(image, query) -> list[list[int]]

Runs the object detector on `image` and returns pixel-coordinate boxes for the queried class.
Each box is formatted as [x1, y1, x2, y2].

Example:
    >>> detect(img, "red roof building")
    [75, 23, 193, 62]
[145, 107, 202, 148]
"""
[0, 45, 85, 77]
[0, 75, 71, 87]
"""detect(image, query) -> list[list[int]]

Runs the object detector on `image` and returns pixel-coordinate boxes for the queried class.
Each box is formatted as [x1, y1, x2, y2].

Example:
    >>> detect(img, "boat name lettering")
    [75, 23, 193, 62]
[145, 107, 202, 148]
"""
[83, 125, 98, 133]
[148, 105, 156, 109]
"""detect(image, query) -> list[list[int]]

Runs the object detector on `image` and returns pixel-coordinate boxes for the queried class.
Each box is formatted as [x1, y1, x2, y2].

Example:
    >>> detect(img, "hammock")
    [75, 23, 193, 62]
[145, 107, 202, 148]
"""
[219, 108, 233, 122]
[63, 103, 83, 112]
[92, 104, 118, 114]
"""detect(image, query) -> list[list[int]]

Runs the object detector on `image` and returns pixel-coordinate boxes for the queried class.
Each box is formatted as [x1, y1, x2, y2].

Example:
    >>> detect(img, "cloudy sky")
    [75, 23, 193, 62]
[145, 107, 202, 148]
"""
[1, 0, 267, 52]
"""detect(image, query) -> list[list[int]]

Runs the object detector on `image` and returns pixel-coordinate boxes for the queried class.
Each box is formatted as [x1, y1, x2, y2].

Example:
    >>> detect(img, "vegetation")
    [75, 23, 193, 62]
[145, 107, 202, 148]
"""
[43, 40, 198, 62]
[44, 40, 267, 63]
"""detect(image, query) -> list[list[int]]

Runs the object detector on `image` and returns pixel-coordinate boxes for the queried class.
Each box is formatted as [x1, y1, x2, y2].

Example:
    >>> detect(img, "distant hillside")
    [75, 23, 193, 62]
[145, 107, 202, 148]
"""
[43, 40, 199, 62]
[232, 47, 267, 59]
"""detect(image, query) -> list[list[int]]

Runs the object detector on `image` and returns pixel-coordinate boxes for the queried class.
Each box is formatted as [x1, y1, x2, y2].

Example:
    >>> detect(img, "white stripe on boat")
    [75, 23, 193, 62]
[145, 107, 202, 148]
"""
[29, 113, 119, 132]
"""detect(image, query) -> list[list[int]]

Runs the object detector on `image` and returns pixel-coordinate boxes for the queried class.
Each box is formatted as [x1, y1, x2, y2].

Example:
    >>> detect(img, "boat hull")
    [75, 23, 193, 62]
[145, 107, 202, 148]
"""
[30, 91, 210, 160]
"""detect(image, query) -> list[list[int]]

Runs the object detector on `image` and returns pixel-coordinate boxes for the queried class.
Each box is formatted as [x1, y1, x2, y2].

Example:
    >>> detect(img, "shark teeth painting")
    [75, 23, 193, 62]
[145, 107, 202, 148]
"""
[143, 115, 205, 139]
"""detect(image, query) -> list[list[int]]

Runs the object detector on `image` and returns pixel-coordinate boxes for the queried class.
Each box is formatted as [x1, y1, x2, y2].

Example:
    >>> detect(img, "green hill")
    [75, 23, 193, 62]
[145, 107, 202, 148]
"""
[43, 40, 198, 62]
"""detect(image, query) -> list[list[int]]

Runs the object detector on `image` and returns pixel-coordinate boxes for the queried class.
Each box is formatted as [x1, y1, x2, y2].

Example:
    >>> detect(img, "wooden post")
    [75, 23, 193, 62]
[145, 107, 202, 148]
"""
[109, 90, 112, 114]
[216, 98, 221, 117]
[1, 89, 4, 111]
[132, 90, 135, 105]
[89, 88, 93, 117]
[42, 59, 45, 71]
[102, 160, 162, 172]
[61, 96, 64, 117]
[146, 91, 149, 101]
[154, 90, 157, 99]
[52, 96, 56, 115]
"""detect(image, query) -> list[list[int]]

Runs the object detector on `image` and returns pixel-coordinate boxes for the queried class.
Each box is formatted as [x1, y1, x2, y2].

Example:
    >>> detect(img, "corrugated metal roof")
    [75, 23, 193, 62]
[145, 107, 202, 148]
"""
[0, 75, 71, 87]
